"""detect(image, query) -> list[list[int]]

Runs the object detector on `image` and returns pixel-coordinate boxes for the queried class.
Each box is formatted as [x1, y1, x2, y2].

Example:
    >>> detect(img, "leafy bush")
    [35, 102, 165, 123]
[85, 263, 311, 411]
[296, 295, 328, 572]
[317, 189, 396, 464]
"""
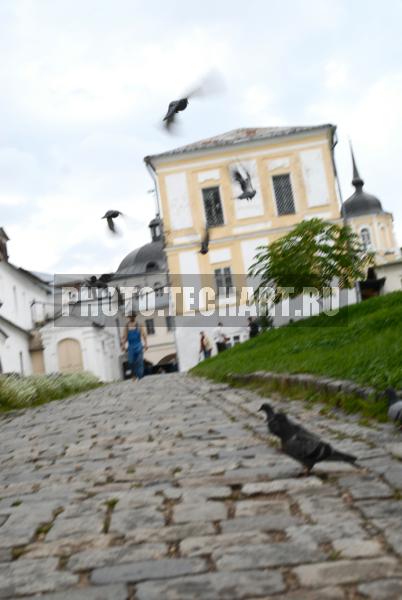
[0, 372, 101, 411]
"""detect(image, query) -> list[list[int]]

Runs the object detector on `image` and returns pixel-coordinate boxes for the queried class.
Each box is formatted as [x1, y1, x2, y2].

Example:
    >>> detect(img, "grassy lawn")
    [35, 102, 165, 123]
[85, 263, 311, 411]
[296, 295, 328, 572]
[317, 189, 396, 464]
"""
[0, 372, 101, 412]
[192, 291, 402, 392]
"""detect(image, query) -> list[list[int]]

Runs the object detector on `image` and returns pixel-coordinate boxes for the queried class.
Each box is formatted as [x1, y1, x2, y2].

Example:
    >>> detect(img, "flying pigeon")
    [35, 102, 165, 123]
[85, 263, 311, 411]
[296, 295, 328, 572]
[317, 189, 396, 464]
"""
[85, 273, 112, 289]
[102, 210, 123, 233]
[199, 228, 210, 255]
[259, 403, 357, 474]
[162, 70, 224, 131]
[232, 168, 256, 201]
[386, 388, 402, 428]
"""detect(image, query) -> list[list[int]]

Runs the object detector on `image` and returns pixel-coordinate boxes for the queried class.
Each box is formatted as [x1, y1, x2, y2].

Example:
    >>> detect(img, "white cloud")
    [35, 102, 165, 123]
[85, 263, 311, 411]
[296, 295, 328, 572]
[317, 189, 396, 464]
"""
[309, 71, 402, 245]
[1, 0, 401, 274]
[324, 60, 349, 90]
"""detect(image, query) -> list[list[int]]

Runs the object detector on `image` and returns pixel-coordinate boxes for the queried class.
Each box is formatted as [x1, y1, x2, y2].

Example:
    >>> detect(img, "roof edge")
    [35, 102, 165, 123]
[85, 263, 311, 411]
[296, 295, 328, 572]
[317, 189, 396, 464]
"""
[145, 124, 335, 166]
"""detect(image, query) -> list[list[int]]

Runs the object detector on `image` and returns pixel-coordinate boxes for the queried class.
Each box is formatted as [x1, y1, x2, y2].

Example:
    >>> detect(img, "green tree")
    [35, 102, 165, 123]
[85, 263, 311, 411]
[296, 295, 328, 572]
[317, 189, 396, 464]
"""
[249, 218, 372, 304]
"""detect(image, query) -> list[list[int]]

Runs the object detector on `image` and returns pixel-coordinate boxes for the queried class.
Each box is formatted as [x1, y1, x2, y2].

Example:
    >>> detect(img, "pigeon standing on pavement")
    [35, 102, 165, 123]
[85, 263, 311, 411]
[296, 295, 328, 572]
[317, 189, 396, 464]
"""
[232, 167, 256, 201]
[259, 403, 357, 473]
[199, 228, 210, 255]
[386, 388, 402, 427]
[102, 210, 123, 233]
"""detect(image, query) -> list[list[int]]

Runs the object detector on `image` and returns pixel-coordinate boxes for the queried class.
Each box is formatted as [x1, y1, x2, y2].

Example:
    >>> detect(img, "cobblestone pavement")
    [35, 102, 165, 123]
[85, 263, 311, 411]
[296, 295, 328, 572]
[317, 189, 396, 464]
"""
[1, 374, 402, 599]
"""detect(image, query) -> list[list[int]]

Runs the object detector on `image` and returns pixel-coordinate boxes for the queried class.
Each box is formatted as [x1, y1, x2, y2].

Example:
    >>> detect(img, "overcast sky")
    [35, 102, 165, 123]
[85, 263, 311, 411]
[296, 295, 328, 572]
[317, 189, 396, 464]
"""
[1, 0, 402, 275]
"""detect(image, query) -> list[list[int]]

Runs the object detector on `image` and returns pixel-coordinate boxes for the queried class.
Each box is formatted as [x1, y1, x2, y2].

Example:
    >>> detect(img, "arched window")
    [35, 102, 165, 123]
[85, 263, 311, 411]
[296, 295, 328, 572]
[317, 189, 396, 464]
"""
[146, 261, 158, 272]
[360, 228, 371, 251]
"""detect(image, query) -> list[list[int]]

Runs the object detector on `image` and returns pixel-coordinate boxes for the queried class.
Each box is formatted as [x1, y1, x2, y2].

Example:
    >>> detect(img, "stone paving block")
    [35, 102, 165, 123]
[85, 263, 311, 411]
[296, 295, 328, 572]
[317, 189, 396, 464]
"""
[109, 507, 165, 533]
[222, 514, 302, 533]
[235, 499, 291, 518]
[358, 578, 402, 599]
[293, 556, 399, 587]
[337, 474, 393, 500]
[22, 534, 116, 559]
[248, 587, 345, 600]
[68, 543, 167, 571]
[357, 500, 402, 520]
[242, 477, 323, 496]
[332, 538, 383, 558]
[91, 557, 207, 585]
[180, 485, 232, 501]
[174, 501, 227, 523]
[46, 515, 104, 541]
[214, 541, 324, 571]
[135, 569, 285, 600]
[372, 519, 402, 556]
[180, 531, 272, 556]
[18, 585, 128, 600]
[386, 443, 402, 459]
[125, 522, 216, 544]
[382, 465, 402, 490]
[0, 557, 78, 597]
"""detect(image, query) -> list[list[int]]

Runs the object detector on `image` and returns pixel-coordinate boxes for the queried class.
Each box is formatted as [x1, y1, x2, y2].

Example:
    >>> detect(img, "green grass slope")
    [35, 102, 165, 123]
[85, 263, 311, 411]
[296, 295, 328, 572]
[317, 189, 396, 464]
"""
[192, 291, 402, 391]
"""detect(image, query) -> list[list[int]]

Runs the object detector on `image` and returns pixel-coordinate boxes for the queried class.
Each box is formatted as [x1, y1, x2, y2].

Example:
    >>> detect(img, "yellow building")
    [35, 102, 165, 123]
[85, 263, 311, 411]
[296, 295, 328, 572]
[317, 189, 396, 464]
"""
[145, 125, 399, 370]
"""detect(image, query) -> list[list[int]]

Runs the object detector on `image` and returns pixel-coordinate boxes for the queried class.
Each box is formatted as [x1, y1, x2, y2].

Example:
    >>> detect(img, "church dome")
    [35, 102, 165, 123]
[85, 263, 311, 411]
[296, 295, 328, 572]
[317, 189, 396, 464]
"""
[341, 190, 384, 218]
[115, 216, 165, 276]
[116, 239, 165, 275]
[341, 146, 384, 219]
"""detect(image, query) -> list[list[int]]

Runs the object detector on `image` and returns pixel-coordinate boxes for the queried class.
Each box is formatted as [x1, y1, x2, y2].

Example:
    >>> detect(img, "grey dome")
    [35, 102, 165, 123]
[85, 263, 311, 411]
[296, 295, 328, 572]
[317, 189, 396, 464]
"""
[341, 191, 384, 218]
[342, 146, 384, 219]
[116, 240, 165, 275]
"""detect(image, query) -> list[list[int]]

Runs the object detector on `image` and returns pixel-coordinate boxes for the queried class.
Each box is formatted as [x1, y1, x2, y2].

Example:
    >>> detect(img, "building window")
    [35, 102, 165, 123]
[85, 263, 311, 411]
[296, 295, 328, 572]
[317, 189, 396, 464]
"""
[272, 174, 295, 215]
[165, 316, 174, 331]
[202, 187, 224, 228]
[146, 261, 158, 272]
[13, 285, 18, 312]
[145, 319, 155, 335]
[214, 267, 233, 296]
[154, 282, 164, 297]
[360, 228, 372, 251]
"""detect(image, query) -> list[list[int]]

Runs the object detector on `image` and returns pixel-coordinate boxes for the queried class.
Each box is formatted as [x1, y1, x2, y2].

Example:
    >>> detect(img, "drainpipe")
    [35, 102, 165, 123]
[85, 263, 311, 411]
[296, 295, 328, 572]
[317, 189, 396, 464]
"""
[330, 126, 345, 221]
[144, 156, 161, 218]
[144, 156, 180, 371]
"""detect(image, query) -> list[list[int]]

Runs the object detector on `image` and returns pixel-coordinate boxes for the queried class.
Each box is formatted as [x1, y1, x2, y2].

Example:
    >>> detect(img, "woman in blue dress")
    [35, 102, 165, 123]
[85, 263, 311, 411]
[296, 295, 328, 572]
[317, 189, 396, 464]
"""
[121, 313, 148, 381]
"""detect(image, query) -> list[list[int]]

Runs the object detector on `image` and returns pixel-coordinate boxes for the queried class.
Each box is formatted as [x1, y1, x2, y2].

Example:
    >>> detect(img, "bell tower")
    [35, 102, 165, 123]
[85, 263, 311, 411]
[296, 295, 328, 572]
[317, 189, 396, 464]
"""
[341, 145, 399, 264]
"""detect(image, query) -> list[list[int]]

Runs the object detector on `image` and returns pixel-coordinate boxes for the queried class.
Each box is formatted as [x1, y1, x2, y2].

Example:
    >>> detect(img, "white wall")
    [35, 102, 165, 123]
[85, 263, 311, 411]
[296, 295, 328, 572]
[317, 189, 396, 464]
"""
[376, 262, 402, 294]
[300, 148, 330, 207]
[41, 325, 120, 382]
[0, 321, 32, 374]
[165, 172, 193, 230]
[0, 261, 51, 374]
[0, 262, 50, 331]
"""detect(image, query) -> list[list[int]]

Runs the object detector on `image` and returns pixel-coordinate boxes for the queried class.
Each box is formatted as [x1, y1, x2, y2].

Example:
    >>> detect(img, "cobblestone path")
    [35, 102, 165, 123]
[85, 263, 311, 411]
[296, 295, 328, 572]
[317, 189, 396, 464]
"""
[1, 374, 402, 599]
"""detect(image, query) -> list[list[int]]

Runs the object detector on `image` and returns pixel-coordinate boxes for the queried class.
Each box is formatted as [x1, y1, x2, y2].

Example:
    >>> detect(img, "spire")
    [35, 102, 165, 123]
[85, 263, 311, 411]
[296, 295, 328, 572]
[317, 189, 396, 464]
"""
[349, 141, 364, 191]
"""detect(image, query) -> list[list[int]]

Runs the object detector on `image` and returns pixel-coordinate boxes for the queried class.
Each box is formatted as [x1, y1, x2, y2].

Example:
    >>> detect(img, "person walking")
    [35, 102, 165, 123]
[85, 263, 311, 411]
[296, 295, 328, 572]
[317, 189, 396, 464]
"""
[248, 316, 259, 339]
[214, 322, 229, 353]
[199, 331, 212, 360]
[121, 313, 148, 381]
